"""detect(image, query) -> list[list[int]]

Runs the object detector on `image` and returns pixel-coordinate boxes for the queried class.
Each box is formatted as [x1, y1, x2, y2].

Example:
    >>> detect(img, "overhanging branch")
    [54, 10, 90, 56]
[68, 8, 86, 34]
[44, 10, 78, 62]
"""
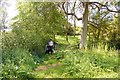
[62, 2, 82, 20]
[92, 2, 120, 13]
[88, 21, 100, 30]
[90, 3, 100, 11]
[101, 12, 109, 20]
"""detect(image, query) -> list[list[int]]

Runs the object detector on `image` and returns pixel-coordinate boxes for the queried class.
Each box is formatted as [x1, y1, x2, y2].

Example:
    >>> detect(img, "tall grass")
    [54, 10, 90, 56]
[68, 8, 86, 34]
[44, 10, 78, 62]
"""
[2, 48, 36, 79]
[55, 35, 119, 78]
[2, 35, 118, 78]
[61, 46, 118, 78]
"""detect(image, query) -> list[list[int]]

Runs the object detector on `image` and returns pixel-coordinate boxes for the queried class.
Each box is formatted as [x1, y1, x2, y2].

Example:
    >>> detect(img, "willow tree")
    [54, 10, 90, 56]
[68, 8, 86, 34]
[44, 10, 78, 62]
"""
[62, 1, 120, 49]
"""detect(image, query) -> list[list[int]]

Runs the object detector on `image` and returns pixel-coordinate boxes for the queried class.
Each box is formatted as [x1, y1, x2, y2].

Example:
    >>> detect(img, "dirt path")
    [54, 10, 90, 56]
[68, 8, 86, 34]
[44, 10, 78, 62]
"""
[35, 62, 62, 71]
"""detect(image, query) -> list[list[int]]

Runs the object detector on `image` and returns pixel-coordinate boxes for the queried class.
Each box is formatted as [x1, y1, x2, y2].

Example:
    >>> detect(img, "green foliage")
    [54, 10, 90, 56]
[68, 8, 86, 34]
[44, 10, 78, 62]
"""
[55, 35, 118, 78]
[1, 1, 119, 78]
[32, 35, 118, 78]
[107, 16, 120, 50]
[62, 48, 118, 78]
[65, 26, 75, 36]
[87, 8, 120, 51]
[9, 2, 66, 53]
[2, 48, 36, 79]
[88, 8, 119, 49]
[55, 52, 64, 60]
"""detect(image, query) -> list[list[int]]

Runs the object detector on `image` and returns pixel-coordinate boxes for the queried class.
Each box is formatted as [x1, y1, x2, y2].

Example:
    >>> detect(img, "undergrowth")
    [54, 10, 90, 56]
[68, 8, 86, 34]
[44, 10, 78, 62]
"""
[1, 35, 119, 78]
[33, 35, 119, 78]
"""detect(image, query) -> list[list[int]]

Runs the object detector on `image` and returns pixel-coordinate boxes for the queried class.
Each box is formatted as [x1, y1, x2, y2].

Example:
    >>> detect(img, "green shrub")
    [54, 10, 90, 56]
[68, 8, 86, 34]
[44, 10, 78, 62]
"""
[62, 49, 118, 78]
[2, 48, 36, 79]
[63, 26, 75, 36]
[2, 30, 52, 55]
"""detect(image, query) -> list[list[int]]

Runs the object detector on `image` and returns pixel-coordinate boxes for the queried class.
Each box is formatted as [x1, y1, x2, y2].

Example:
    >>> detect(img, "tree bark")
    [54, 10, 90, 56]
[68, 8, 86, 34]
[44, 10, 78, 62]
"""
[66, 2, 69, 42]
[118, 13, 120, 36]
[53, 33, 56, 43]
[74, 16, 76, 37]
[79, 2, 89, 49]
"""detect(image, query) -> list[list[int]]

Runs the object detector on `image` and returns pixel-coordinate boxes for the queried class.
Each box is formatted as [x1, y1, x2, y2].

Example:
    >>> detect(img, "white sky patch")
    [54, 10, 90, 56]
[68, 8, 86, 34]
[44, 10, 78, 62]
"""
[7, 0, 118, 27]
[68, 16, 83, 27]
[6, 0, 83, 27]
[7, 0, 18, 20]
[6, 0, 18, 27]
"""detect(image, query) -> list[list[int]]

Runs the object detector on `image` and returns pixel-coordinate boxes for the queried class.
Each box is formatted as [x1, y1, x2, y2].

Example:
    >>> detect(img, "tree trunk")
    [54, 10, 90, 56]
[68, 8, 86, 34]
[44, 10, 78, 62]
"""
[118, 13, 120, 36]
[66, 33, 68, 42]
[66, 2, 69, 42]
[73, 5, 76, 37]
[79, 2, 89, 49]
[88, 31, 90, 42]
[97, 30, 100, 39]
[74, 16, 76, 37]
[53, 33, 56, 43]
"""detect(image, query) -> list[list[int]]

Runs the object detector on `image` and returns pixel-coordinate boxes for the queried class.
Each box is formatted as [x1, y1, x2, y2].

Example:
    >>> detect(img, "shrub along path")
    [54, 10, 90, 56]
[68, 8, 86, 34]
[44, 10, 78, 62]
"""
[32, 53, 66, 78]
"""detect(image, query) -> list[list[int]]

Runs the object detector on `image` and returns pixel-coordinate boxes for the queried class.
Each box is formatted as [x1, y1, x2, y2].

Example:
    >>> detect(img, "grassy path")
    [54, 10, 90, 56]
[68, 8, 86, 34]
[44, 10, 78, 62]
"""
[31, 35, 118, 78]
[35, 62, 62, 71]
[32, 54, 66, 78]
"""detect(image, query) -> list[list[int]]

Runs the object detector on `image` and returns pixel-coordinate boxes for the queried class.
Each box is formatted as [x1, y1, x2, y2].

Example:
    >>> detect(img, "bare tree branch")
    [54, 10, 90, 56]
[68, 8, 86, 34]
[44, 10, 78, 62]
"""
[90, 3, 100, 11]
[88, 23, 99, 30]
[88, 21, 99, 26]
[88, 21, 100, 30]
[90, 4, 96, 9]
[92, 2, 120, 13]
[101, 12, 109, 20]
[72, 0, 76, 12]
[62, 2, 82, 20]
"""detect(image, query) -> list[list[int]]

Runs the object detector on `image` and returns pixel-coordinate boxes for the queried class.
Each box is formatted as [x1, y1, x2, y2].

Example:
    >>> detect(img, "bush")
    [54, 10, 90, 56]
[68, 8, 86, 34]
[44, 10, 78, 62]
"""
[2, 48, 36, 79]
[108, 38, 120, 50]
[63, 26, 75, 36]
[62, 49, 118, 78]
[2, 30, 52, 55]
